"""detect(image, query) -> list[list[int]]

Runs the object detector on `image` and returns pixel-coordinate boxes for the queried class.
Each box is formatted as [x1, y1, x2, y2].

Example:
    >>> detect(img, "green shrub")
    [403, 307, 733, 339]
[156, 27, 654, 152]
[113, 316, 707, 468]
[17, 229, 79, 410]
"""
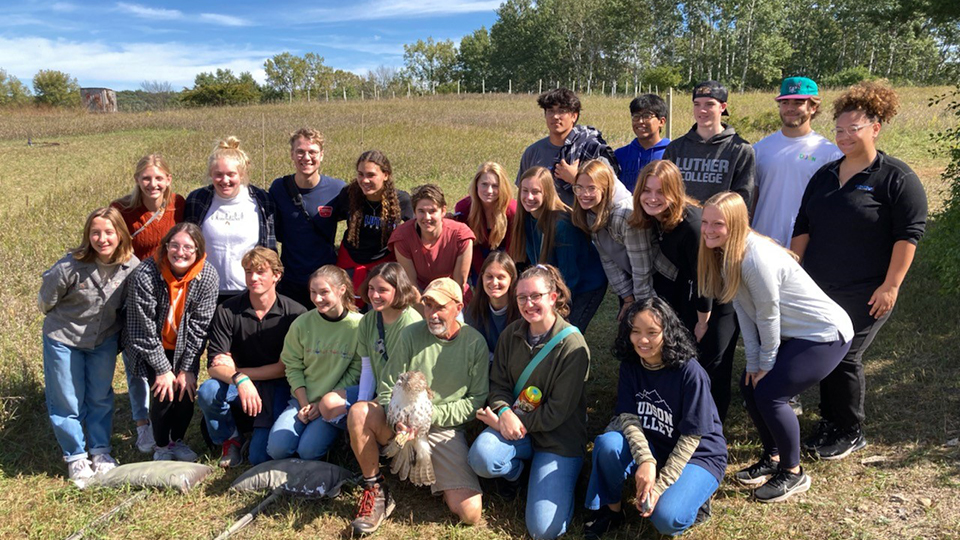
[924, 85, 960, 293]
[822, 66, 878, 88]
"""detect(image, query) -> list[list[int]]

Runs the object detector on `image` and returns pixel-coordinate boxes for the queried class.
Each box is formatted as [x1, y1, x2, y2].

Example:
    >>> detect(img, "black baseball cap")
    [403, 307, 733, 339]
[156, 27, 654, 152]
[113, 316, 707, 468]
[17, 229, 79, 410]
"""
[693, 80, 729, 116]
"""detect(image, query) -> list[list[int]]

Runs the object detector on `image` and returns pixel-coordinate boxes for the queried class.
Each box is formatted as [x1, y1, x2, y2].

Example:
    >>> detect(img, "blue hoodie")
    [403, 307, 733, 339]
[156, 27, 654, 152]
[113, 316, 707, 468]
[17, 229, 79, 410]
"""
[614, 137, 671, 192]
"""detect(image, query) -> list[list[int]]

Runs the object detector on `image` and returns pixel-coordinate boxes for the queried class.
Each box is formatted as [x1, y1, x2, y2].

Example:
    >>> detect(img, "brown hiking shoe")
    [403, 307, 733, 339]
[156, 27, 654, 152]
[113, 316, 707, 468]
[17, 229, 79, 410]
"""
[351, 481, 395, 535]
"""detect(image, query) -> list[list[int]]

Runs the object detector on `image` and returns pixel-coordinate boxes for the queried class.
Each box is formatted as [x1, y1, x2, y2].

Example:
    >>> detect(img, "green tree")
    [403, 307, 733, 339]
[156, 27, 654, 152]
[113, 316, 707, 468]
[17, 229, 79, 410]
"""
[403, 37, 458, 92]
[0, 69, 32, 106]
[264, 52, 307, 102]
[180, 69, 260, 107]
[458, 27, 492, 92]
[303, 52, 333, 101]
[32, 69, 80, 107]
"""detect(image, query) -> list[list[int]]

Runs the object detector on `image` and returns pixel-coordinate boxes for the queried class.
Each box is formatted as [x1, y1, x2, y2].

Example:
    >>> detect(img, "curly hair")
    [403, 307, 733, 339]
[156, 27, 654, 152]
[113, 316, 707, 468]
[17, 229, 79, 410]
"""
[614, 297, 698, 369]
[833, 80, 900, 123]
[347, 150, 403, 248]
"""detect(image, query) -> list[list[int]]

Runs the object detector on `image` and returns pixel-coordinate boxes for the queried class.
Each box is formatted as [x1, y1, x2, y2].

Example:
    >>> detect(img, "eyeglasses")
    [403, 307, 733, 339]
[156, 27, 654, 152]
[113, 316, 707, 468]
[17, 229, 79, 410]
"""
[831, 123, 874, 137]
[294, 149, 321, 158]
[631, 112, 659, 121]
[517, 292, 549, 305]
[167, 243, 197, 254]
[572, 185, 600, 196]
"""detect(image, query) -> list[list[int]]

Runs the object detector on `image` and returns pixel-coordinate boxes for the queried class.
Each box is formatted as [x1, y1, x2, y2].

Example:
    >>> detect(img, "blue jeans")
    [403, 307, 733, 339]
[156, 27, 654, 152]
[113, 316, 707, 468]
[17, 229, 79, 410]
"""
[266, 386, 359, 461]
[468, 428, 582, 540]
[585, 431, 719, 536]
[568, 287, 606, 334]
[43, 334, 118, 462]
[120, 350, 150, 423]
[197, 378, 291, 465]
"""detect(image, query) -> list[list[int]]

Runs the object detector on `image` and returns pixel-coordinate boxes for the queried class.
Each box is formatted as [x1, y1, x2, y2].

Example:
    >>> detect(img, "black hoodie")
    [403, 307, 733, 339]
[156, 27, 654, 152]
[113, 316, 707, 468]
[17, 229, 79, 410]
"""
[662, 123, 755, 209]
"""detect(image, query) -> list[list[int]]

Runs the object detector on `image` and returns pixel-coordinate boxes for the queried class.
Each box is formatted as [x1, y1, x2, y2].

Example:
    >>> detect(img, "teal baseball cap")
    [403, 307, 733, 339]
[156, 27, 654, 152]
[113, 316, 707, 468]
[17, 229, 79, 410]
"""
[777, 77, 818, 100]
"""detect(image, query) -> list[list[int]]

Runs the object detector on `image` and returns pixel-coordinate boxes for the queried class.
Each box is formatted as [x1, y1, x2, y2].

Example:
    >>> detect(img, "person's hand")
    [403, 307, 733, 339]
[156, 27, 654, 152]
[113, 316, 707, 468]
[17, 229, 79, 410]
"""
[152, 371, 176, 402]
[745, 370, 769, 388]
[297, 403, 317, 424]
[476, 406, 501, 430]
[694, 321, 708, 343]
[498, 409, 527, 440]
[868, 282, 899, 319]
[634, 461, 658, 517]
[176, 371, 197, 402]
[394, 421, 417, 438]
[237, 377, 262, 417]
[617, 298, 634, 321]
[555, 158, 580, 185]
[210, 354, 235, 370]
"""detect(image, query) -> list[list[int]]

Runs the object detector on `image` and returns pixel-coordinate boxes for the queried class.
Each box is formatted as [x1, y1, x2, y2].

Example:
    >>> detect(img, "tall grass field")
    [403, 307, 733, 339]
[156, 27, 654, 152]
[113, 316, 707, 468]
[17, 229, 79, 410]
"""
[0, 88, 957, 539]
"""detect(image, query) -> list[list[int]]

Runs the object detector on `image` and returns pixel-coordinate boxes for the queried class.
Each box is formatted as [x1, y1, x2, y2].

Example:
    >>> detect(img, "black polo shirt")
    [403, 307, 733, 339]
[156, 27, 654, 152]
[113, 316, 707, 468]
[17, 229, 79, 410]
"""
[207, 292, 307, 370]
[793, 151, 926, 327]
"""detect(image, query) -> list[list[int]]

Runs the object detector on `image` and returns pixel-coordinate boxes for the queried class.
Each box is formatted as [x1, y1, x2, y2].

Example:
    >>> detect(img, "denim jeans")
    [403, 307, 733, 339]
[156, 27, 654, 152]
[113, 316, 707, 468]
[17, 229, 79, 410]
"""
[43, 333, 118, 462]
[120, 350, 150, 423]
[468, 428, 583, 540]
[266, 386, 359, 461]
[196, 378, 291, 465]
[585, 431, 719, 536]
[568, 287, 606, 334]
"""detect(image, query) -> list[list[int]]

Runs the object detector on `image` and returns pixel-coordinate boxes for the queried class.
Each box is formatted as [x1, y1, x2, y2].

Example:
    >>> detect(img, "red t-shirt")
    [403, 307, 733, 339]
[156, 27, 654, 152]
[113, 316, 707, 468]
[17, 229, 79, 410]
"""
[388, 218, 475, 290]
[110, 194, 185, 260]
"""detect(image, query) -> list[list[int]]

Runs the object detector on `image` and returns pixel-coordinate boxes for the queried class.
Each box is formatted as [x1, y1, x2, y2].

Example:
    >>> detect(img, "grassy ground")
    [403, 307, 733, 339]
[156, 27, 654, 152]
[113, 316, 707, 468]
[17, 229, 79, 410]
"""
[0, 89, 957, 539]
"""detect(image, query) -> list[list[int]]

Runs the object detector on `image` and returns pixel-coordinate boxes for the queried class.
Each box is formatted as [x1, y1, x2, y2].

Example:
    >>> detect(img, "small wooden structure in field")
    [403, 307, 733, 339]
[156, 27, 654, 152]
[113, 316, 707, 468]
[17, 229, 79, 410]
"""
[81, 87, 118, 113]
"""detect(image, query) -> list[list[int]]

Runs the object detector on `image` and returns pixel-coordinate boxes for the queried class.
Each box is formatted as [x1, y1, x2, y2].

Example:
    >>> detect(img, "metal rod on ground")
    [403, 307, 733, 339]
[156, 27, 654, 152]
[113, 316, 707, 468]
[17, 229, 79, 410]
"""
[64, 491, 149, 540]
[261, 112, 265, 186]
[667, 87, 673, 140]
[213, 488, 284, 540]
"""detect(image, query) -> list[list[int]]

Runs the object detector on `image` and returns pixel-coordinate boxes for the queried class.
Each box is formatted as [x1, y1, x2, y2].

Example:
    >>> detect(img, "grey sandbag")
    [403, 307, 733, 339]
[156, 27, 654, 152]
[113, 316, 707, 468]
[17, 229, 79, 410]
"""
[230, 458, 356, 498]
[92, 462, 214, 492]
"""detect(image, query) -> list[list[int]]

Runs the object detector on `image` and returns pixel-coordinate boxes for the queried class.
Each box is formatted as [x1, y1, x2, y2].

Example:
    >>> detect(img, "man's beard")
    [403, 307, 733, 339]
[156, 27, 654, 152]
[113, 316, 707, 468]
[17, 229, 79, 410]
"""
[781, 111, 811, 129]
[427, 320, 448, 336]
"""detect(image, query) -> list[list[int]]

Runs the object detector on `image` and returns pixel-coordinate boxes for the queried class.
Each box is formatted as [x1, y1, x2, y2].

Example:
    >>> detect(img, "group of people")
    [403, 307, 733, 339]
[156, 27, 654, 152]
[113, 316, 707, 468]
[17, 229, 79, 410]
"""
[39, 75, 926, 538]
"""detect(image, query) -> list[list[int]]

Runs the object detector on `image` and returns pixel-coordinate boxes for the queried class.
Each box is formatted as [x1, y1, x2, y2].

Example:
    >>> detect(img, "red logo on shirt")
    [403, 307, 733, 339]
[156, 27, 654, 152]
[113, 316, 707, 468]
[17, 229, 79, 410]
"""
[317, 205, 333, 218]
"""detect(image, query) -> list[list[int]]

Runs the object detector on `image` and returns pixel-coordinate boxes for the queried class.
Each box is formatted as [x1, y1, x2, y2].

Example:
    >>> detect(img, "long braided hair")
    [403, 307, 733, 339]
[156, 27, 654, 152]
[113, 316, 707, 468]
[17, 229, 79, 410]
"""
[346, 150, 403, 248]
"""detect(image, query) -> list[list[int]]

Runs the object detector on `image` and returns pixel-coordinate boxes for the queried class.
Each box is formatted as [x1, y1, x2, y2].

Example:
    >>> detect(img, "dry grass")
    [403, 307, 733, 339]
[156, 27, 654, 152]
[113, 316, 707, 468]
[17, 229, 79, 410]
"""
[0, 89, 957, 539]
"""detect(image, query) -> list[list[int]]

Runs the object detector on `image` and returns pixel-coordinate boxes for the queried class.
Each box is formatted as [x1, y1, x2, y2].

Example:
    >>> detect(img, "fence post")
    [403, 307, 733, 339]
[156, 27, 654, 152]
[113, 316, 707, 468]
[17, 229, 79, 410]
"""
[601, 81, 605, 95]
[343, 87, 347, 100]
[457, 80, 461, 95]
[509, 79, 512, 94]
[539, 79, 542, 94]
[667, 87, 673, 140]
[482, 79, 485, 94]
[407, 83, 411, 98]
[325, 89, 329, 101]
[612, 80, 616, 95]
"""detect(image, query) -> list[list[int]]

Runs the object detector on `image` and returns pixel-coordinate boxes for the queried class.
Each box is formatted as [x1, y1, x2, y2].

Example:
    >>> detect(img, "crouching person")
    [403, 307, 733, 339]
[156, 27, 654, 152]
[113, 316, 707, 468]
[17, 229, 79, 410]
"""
[346, 277, 489, 535]
[583, 298, 726, 538]
[197, 247, 305, 467]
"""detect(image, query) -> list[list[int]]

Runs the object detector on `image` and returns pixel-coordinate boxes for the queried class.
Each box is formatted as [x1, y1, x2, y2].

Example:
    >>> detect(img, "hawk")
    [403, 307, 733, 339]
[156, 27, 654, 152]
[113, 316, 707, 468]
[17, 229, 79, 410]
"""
[383, 371, 435, 486]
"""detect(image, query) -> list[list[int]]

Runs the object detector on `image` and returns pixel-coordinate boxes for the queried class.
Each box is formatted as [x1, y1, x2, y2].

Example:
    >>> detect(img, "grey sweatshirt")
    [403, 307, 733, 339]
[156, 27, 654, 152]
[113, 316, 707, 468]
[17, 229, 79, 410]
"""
[662, 123, 756, 209]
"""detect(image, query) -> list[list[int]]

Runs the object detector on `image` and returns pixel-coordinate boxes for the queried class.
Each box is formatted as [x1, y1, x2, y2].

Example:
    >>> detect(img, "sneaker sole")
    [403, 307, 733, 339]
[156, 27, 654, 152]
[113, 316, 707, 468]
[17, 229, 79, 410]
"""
[818, 438, 867, 461]
[735, 474, 772, 487]
[756, 474, 812, 503]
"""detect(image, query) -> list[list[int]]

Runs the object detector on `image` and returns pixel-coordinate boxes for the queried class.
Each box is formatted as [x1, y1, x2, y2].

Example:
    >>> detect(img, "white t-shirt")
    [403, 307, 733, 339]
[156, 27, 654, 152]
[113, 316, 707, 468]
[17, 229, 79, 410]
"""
[202, 184, 260, 292]
[752, 130, 842, 247]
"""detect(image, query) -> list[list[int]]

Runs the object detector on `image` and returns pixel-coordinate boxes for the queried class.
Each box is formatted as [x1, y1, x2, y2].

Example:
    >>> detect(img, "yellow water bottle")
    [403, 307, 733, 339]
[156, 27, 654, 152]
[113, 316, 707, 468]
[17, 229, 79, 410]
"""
[512, 386, 543, 415]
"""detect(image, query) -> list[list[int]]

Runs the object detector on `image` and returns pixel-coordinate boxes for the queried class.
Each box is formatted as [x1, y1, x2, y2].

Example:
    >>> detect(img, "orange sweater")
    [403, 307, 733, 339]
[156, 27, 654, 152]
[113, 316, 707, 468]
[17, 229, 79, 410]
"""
[111, 194, 185, 260]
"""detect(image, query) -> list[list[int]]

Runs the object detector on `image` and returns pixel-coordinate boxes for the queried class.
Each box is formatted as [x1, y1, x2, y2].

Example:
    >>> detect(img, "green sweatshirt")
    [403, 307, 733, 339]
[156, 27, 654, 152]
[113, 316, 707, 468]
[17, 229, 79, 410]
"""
[281, 310, 362, 402]
[377, 320, 489, 429]
[489, 317, 591, 457]
[357, 306, 423, 387]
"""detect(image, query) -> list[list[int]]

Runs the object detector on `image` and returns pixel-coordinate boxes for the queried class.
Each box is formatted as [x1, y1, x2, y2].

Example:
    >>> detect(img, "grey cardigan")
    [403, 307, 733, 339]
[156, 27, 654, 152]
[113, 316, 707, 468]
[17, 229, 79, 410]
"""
[125, 257, 219, 377]
[39, 253, 140, 349]
[734, 233, 854, 372]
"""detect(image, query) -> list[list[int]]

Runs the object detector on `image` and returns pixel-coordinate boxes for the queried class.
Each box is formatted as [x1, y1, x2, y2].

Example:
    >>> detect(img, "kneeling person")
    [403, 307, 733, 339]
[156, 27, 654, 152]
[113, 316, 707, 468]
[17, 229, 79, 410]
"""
[347, 277, 489, 535]
[198, 247, 306, 467]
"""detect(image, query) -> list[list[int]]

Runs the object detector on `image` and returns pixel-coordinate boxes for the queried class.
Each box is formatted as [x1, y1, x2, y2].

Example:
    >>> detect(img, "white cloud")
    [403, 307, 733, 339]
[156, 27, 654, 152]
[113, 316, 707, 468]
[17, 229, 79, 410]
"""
[298, 0, 500, 22]
[198, 13, 251, 27]
[115, 2, 182, 20]
[0, 36, 273, 90]
[51, 2, 78, 12]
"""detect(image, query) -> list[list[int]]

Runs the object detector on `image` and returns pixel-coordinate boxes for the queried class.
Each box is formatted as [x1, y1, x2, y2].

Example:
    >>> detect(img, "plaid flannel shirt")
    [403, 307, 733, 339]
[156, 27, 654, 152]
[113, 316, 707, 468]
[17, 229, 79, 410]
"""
[183, 184, 277, 250]
[622, 223, 659, 301]
[125, 257, 219, 377]
[588, 203, 636, 300]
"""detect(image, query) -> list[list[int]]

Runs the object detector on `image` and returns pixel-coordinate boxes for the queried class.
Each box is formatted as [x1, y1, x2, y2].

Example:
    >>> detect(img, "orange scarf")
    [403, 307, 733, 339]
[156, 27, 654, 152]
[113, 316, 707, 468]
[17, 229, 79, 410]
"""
[158, 254, 207, 350]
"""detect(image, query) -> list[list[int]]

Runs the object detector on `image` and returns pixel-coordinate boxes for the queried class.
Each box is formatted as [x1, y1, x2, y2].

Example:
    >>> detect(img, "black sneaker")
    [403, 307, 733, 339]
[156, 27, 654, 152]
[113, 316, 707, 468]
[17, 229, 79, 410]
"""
[817, 424, 867, 461]
[734, 456, 779, 486]
[351, 479, 395, 535]
[693, 499, 712, 526]
[802, 419, 835, 452]
[583, 505, 625, 539]
[754, 467, 811, 503]
[494, 475, 523, 501]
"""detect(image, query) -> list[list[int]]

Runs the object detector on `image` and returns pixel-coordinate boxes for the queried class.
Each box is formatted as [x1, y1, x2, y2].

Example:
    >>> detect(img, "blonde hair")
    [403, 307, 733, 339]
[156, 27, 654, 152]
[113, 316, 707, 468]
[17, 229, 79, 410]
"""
[571, 159, 617, 233]
[697, 192, 750, 304]
[467, 162, 513, 250]
[509, 167, 570, 264]
[309, 264, 358, 312]
[208, 136, 250, 185]
[629, 160, 700, 231]
[117, 154, 174, 211]
[241, 246, 283, 276]
[289, 127, 325, 150]
[73, 207, 134, 264]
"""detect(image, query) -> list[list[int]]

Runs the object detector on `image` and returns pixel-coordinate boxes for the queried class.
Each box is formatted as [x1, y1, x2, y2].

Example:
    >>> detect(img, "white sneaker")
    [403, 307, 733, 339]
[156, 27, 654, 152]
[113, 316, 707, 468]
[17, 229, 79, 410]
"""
[67, 458, 95, 489]
[91, 453, 119, 475]
[153, 445, 176, 461]
[170, 440, 198, 462]
[136, 424, 156, 454]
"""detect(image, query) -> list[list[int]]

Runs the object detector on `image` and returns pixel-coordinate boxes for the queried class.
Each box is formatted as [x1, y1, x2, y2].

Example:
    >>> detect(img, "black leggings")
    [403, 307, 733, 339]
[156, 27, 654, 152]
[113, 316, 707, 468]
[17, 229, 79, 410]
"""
[696, 301, 739, 423]
[147, 351, 195, 448]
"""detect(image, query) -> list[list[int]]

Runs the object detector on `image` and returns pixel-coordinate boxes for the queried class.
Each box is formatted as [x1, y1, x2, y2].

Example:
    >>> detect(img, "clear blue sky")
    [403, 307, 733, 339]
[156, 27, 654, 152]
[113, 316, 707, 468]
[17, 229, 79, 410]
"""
[0, 0, 499, 91]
